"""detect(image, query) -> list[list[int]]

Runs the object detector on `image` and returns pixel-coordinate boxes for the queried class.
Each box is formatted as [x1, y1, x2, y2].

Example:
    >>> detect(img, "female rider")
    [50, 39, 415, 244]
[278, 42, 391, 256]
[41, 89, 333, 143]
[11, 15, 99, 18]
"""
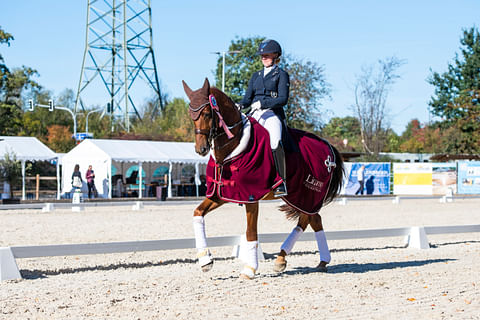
[239, 39, 289, 197]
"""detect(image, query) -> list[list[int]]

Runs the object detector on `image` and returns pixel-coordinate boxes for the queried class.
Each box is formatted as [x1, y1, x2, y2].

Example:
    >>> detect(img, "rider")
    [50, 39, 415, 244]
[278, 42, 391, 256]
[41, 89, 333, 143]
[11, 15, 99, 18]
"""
[239, 39, 289, 197]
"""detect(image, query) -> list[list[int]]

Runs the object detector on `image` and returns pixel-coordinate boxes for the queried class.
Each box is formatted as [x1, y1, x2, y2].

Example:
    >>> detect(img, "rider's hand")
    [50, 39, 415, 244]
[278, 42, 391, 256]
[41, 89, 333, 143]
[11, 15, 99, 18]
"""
[251, 100, 261, 111]
[235, 103, 244, 111]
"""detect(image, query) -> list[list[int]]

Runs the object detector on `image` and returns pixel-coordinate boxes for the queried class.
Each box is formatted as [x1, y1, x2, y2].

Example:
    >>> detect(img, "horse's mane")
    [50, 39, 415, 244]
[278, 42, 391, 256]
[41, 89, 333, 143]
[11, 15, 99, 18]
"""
[209, 87, 237, 111]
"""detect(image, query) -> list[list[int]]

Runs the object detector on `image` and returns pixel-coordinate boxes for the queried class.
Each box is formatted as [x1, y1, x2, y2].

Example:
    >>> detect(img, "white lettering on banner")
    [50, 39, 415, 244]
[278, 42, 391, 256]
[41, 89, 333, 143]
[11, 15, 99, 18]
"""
[304, 174, 324, 192]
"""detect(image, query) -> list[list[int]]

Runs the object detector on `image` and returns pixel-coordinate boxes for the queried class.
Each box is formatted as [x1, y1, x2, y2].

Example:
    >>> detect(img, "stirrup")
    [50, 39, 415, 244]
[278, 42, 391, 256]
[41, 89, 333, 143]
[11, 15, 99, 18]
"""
[274, 181, 288, 197]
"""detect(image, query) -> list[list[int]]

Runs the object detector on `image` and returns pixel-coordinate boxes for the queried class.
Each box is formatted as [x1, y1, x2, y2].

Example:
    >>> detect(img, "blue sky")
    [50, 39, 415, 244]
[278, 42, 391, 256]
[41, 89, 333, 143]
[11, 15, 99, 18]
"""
[1, 1, 479, 134]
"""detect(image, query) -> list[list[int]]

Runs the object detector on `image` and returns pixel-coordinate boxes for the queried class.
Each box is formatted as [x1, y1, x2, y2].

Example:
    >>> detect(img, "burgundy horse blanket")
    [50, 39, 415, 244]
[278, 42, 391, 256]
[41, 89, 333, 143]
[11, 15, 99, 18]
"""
[206, 117, 335, 214]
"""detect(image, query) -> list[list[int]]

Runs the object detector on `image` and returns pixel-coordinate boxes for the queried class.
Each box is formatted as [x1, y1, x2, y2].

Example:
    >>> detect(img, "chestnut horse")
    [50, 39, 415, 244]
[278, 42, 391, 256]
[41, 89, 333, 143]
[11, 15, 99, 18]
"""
[183, 78, 344, 279]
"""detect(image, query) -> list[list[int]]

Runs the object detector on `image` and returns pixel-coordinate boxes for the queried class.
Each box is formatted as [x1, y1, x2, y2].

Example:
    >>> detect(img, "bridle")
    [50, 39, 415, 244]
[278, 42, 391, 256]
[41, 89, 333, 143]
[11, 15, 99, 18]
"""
[189, 94, 245, 151]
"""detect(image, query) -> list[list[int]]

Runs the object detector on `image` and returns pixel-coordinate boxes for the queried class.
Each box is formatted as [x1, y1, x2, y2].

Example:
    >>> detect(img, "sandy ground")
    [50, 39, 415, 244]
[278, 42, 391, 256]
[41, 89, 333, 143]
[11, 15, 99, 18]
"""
[1, 198, 479, 319]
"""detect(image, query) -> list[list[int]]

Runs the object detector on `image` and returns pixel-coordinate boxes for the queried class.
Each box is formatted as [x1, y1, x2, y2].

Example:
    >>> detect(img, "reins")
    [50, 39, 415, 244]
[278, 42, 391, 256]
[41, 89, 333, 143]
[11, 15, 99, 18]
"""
[189, 93, 245, 152]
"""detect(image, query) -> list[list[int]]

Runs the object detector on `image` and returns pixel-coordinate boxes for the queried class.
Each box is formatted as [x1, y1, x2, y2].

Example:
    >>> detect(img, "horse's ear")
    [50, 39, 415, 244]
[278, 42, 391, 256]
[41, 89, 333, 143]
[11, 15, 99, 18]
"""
[201, 78, 210, 95]
[182, 80, 193, 99]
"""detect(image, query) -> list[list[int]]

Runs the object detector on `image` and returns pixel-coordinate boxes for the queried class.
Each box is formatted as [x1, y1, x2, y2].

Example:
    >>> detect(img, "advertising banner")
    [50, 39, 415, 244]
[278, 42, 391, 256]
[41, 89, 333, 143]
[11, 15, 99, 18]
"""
[457, 161, 480, 194]
[432, 163, 457, 195]
[343, 163, 391, 195]
[393, 163, 432, 195]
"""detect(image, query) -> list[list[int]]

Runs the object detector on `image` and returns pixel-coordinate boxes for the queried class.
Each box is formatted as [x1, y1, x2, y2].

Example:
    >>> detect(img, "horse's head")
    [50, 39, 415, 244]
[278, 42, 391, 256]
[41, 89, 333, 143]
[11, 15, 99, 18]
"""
[183, 78, 243, 159]
[182, 78, 215, 156]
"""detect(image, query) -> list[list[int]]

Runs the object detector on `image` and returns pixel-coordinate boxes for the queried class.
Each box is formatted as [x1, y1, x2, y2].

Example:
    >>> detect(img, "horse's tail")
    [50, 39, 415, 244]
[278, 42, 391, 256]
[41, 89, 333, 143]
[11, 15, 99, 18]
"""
[279, 141, 344, 221]
[322, 143, 344, 206]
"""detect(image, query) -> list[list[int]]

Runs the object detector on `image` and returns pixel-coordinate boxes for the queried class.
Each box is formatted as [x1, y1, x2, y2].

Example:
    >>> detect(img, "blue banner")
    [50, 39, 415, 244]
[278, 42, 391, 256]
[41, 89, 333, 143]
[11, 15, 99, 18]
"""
[457, 161, 480, 194]
[344, 163, 391, 195]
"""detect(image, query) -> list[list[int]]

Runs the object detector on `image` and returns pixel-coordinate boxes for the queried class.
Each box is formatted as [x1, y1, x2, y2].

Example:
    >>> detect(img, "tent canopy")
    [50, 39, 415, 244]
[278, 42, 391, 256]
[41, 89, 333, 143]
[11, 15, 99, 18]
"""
[60, 139, 208, 198]
[0, 136, 57, 162]
[68, 139, 208, 164]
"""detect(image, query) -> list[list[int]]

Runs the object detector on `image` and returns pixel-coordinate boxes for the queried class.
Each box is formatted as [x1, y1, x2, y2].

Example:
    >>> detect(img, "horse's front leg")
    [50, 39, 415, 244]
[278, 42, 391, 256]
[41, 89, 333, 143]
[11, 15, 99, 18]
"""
[193, 196, 225, 272]
[240, 202, 259, 279]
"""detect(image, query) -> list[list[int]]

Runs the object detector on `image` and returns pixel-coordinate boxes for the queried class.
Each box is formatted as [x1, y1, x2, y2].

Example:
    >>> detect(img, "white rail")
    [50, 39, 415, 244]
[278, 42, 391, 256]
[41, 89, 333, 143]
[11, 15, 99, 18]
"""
[2, 224, 479, 281]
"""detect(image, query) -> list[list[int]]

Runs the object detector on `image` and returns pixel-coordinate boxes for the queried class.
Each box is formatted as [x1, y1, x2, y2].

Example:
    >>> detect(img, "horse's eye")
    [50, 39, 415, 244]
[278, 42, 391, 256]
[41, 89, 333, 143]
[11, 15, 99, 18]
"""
[203, 112, 212, 119]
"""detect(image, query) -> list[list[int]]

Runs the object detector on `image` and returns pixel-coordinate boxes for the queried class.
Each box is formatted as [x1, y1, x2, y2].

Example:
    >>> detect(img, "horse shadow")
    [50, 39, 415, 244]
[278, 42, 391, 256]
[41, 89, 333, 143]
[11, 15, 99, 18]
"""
[282, 258, 456, 276]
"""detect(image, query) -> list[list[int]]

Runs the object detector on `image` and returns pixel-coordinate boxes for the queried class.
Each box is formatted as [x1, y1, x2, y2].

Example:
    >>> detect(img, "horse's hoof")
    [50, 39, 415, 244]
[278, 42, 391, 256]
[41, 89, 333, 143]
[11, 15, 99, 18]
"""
[240, 265, 256, 279]
[316, 261, 328, 273]
[239, 273, 253, 280]
[273, 260, 287, 273]
[201, 261, 214, 272]
[197, 249, 213, 272]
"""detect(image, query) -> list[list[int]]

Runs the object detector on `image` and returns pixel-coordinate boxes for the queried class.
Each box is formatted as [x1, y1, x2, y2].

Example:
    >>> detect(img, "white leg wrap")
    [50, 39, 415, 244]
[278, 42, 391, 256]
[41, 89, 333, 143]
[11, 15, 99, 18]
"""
[280, 226, 304, 255]
[240, 240, 258, 276]
[193, 216, 207, 249]
[315, 230, 331, 263]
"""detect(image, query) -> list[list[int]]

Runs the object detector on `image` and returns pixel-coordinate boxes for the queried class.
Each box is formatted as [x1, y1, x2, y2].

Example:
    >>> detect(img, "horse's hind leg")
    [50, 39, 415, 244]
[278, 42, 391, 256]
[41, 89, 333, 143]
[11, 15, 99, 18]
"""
[273, 213, 310, 272]
[239, 202, 259, 279]
[193, 196, 225, 272]
[309, 214, 331, 272]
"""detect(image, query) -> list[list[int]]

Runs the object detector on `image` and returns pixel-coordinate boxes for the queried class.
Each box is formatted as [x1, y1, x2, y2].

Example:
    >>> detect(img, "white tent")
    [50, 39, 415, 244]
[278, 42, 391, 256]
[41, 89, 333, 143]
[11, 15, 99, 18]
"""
[0, 136, 58, 200]
[60, 139, 209, 199]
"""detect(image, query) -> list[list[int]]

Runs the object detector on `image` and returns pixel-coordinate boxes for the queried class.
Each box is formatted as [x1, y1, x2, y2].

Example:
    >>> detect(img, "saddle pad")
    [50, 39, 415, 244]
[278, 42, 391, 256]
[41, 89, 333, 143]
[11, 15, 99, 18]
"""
[206, 117, 282, 203]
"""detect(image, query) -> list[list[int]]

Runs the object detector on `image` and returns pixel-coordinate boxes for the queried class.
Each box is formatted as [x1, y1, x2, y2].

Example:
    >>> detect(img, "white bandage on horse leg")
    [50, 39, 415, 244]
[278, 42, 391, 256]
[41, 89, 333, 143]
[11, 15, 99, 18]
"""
[280, 226, 304, 255]
[193, 216, 207, 249]
[240, 240, 258, 278]
[315, 230, 331, 263]
[193, 216, 212, 267]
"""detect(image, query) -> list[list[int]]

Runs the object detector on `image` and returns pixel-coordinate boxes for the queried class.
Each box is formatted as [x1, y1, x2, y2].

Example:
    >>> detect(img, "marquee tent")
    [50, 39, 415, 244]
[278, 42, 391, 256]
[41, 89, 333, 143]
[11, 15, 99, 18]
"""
[0, 136, 58, 200]
[60, 139, 209, 199]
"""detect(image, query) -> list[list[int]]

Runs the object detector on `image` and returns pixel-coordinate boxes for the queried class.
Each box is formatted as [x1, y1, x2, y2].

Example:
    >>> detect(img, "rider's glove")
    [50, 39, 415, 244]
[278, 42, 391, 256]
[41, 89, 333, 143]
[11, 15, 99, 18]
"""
[251, 100, 261, 111]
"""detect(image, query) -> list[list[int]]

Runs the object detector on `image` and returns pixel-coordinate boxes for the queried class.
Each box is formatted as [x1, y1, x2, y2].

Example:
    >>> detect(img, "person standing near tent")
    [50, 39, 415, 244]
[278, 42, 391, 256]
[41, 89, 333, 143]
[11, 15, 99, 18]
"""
[71, 164, 83, 191]
[85, 164, 97, 198]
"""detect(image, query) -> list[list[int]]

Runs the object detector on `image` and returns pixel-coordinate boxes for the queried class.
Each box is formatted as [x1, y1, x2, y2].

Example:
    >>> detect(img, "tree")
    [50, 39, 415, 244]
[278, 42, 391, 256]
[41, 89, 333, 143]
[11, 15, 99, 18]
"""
[428, 27, 480, 121]
[130, 98, 194, 142]
[321, 116, 362, 151]
[0, 27, 40, 135]
[351, 56, 405, 154]
[215, 36, 331, 132]
[281, 55, 331, 131]
[399, 119, 446, 154]
[0, 152, 23, 198]
[46, 125, 76, 153]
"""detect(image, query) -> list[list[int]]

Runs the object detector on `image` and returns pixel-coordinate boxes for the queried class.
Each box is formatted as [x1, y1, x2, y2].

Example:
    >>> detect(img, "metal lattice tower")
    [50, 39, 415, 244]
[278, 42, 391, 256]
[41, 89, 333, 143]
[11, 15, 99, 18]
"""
[75, 0, 163, 131]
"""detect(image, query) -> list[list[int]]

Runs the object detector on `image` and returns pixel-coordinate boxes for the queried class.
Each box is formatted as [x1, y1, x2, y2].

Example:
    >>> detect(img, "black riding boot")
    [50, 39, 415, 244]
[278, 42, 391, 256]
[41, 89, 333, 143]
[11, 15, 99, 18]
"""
[272, 143, 288, 197]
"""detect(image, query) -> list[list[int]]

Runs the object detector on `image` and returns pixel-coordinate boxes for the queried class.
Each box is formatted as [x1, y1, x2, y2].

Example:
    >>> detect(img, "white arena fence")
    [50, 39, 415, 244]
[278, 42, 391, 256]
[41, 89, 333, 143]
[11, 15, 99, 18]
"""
[2, 224, 479, 281]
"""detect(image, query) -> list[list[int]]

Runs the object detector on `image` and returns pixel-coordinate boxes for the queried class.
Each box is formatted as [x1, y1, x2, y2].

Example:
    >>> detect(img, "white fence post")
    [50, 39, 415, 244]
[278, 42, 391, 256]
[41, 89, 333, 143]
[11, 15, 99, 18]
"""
[0, 247, 21, 281]
[132, 201, 144, 211]
[42, 203, 55, 213]
[406, 226, 430, 249]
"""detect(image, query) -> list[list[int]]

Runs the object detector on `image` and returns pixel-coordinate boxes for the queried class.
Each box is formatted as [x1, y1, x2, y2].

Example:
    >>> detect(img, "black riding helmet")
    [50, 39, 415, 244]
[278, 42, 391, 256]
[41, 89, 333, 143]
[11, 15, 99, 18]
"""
[257, 39, 282, 56]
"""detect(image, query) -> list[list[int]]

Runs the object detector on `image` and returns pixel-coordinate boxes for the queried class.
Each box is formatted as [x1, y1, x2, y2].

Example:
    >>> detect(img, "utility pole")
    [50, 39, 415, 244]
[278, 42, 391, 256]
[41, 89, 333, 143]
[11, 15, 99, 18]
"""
[75, 0, 163, 132]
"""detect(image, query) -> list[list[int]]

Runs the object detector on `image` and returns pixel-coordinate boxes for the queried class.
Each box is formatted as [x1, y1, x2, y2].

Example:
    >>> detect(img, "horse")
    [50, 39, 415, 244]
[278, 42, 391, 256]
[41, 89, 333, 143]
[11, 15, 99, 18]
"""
[182, 78, 344, 279]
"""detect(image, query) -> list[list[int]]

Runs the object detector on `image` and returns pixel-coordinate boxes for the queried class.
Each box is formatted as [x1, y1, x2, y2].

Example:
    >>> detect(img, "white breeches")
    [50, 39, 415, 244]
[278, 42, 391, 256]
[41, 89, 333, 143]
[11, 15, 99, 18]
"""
[251, 108, 282, 149]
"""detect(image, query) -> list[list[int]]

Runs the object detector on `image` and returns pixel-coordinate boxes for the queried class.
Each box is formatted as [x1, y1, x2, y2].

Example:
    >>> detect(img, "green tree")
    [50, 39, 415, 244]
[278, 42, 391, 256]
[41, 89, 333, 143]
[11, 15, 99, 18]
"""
[0, 27, 40, 135]
[428, 27, 480, 121]
[321, 116, 362, 151]
[0, 152, 23, 198]
[215, 36, 331, 132]
[130, 98, 193, 142]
